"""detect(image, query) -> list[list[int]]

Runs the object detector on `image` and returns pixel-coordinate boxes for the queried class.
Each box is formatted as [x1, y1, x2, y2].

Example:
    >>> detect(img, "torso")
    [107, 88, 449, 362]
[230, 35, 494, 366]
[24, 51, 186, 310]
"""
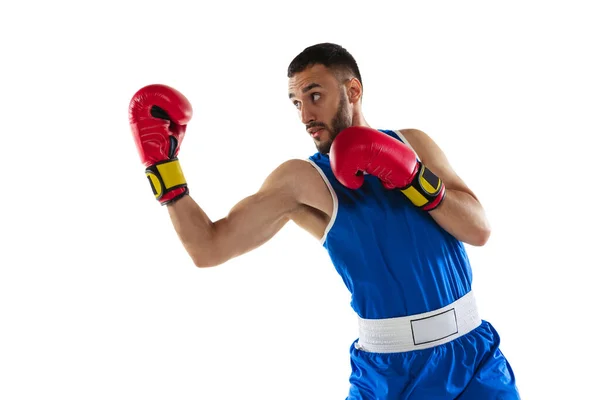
[290, 129, 474, 320]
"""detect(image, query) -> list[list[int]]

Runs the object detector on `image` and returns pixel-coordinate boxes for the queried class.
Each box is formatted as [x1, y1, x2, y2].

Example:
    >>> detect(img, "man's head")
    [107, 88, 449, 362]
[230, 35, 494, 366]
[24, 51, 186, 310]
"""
[287, 43, 363, 154]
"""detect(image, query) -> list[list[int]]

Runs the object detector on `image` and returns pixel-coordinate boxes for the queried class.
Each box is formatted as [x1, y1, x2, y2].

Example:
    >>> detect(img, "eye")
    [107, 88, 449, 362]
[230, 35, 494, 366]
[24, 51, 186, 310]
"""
[311, 93, 321, 102]
[293, 100, 301, 109]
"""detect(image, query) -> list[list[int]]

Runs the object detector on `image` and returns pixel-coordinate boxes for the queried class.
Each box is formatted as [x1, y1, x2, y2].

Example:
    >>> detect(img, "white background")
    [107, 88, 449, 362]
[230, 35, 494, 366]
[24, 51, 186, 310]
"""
[1, 1, 598, 399]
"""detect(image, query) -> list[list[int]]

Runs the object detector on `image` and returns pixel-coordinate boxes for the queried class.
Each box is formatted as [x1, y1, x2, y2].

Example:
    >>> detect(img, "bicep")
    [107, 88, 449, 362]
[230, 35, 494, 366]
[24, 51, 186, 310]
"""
[399, 129, 478, 198]
[210, 162, 301, 265]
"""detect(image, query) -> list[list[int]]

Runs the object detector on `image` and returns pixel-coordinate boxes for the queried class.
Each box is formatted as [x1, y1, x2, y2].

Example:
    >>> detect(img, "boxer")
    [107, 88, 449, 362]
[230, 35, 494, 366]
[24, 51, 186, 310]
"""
[129, 43, 520, 399]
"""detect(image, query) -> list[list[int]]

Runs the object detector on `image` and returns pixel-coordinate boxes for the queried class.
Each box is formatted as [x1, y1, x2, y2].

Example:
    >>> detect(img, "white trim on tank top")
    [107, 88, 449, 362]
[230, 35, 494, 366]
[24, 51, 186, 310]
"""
[393, 129, 421, 162]
[304, 130, 413, 244]
[305, 159, 339, 245]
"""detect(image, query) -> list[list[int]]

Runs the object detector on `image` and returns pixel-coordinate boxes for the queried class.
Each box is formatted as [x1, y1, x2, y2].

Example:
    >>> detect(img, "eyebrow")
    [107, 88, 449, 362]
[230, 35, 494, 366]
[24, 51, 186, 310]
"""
[289, 83, 322, 99]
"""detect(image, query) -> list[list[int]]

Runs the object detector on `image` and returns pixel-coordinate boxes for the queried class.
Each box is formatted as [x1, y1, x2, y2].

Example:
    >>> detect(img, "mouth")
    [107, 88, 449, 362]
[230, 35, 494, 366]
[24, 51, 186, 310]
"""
[308, 128, 325, 138]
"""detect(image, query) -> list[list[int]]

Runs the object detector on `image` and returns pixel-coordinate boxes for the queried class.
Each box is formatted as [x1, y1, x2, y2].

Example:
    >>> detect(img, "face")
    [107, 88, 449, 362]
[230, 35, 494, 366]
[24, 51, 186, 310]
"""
[288, 64, 353, 154]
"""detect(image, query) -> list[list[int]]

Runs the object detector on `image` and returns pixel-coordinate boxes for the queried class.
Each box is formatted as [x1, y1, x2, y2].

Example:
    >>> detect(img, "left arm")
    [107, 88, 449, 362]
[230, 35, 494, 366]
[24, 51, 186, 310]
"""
[399, 129, 491, 246]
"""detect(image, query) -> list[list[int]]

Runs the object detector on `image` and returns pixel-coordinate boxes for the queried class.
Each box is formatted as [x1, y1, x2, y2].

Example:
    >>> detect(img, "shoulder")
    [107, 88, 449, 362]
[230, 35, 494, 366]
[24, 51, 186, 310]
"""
[263, 158, 329, 196]
[395, 128, 478, 195]
[268, 158, 322, 182]
[396, 128, 432, 148]
[395, 128, 448, 166]
[267, 158, 333, 215]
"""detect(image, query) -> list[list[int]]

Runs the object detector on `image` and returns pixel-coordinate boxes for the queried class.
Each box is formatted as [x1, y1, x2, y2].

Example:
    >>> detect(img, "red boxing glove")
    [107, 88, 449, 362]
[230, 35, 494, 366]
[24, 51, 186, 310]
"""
[128, 84, 193, 205]
[330, 126, 446, 211]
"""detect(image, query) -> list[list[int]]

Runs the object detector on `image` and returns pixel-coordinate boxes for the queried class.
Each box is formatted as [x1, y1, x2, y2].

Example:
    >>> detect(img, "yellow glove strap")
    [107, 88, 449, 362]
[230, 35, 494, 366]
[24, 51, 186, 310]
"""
[145, 159, 187, 200]
[399, 163, 444, 209]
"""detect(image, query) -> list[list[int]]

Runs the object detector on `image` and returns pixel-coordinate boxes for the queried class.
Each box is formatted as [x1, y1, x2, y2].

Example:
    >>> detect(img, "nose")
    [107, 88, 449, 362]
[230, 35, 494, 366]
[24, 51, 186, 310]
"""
[300, 104, 316, 125]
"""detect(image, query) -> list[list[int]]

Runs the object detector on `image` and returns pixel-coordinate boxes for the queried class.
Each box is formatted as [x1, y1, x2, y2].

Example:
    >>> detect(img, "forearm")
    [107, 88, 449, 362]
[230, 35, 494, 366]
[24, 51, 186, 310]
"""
[167, 195, 218, 267]
[428, 189, 491, 246]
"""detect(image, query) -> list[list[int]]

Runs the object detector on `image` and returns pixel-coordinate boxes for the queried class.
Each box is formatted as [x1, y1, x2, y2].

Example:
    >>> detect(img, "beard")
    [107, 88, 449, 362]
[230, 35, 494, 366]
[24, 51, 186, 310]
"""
[314, 94, 352, 155]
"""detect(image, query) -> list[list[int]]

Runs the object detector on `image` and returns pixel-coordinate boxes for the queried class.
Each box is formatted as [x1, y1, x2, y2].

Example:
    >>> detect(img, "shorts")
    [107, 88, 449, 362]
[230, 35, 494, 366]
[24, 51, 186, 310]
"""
[346, 320, 520, 399]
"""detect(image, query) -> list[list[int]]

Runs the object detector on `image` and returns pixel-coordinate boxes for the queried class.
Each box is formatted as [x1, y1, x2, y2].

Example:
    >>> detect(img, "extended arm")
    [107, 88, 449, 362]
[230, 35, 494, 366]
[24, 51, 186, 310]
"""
[167, 159, 307, 267]
[128, 84, 327, 267]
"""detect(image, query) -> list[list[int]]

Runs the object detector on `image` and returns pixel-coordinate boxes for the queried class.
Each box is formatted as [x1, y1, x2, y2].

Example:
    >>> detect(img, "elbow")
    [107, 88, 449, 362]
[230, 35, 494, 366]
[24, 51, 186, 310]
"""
[185, 242, 216, 268]
[192, 255, 217, 268]
[465, 207, 492, 246]
[469, 224, 491, 247]
[191, 250, 225, 268]
[188, 230, 234, 268]
[181, 236, 215, 267]
[190, 241, 228, 268]
[471, 231, 490, 247]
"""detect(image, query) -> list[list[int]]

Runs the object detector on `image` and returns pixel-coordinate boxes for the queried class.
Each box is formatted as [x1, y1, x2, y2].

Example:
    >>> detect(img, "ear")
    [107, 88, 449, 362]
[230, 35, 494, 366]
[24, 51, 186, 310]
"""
[346, 78, 362, 104]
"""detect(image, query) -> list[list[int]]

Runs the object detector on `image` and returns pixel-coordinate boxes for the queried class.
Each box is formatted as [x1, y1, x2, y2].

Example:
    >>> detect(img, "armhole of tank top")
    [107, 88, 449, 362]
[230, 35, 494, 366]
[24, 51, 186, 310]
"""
[305, 159, 339, 245]
[392, 129, 421, 162]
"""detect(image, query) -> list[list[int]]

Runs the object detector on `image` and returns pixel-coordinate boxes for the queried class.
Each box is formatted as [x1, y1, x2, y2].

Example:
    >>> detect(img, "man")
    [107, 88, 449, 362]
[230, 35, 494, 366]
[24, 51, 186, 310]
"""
[128, 43, 520, 399]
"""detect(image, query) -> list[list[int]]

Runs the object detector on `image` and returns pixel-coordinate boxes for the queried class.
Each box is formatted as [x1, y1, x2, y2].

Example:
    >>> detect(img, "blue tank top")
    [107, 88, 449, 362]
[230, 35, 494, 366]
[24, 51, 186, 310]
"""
[308, 130, 473, 320]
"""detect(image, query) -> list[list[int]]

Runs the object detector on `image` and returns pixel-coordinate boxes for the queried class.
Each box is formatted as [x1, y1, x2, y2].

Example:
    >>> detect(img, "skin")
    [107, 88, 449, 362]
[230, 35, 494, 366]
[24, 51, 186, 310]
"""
[167, 63, 491, 268]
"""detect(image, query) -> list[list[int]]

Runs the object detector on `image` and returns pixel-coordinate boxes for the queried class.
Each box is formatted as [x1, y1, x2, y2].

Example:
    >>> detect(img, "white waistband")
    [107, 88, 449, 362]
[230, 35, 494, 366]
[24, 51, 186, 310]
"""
[355, 291, 481, 353]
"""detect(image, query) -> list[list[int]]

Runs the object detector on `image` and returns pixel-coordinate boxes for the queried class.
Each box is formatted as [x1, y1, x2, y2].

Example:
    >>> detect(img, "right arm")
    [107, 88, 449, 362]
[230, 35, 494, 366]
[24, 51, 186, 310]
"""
[127, 85, 320, 266]
[167, 159, 311, 268]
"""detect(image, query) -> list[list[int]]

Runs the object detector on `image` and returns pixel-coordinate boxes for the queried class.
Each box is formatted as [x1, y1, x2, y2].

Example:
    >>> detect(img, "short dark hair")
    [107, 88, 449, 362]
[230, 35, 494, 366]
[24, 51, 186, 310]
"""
[287, 43, 362, 86]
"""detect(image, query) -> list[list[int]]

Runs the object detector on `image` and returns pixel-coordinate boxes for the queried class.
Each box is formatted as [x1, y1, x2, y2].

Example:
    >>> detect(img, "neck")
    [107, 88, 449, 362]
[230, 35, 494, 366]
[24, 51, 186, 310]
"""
[352, 111, 369, 127]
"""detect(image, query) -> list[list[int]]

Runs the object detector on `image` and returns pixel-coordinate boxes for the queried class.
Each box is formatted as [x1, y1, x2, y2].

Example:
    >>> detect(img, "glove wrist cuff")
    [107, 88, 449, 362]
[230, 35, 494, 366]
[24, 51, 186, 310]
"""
[399, 162, 446, 211]
[145, 158, 188, 204]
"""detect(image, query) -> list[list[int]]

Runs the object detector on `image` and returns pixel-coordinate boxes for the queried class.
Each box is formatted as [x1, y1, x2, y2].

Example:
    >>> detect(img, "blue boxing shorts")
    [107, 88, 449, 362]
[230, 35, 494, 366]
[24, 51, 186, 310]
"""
[346, 293, 520, 399]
